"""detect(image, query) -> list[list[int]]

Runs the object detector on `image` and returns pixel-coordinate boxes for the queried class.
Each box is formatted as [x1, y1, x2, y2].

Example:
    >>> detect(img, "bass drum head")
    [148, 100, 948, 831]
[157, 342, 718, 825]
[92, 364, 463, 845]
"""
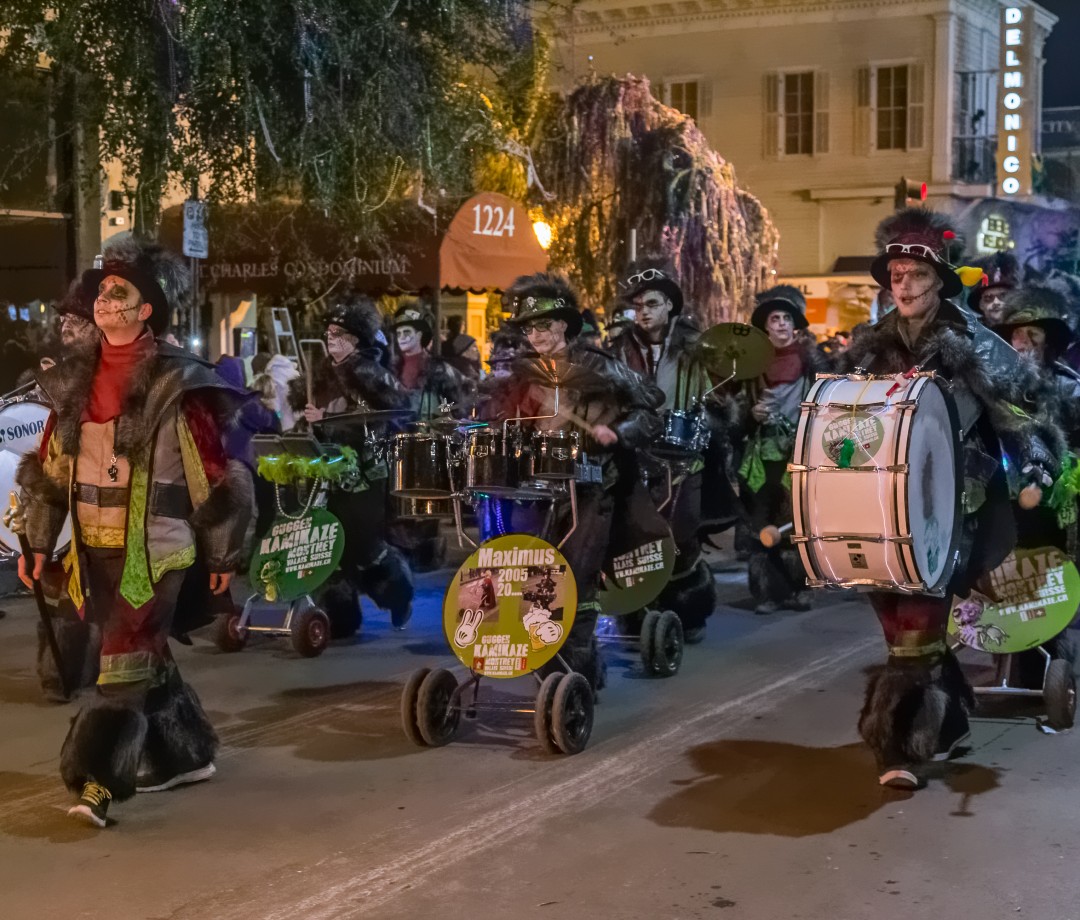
[0, 402, 72, 557]
[905, 380, 957, 590]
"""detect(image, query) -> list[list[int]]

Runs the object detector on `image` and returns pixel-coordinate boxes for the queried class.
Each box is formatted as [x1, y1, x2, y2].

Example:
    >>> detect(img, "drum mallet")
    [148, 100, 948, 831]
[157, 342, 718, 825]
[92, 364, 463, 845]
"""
[1018, 484, 1043, 511]
[6, 492, 70, 699]
[759, 522, 793, 548]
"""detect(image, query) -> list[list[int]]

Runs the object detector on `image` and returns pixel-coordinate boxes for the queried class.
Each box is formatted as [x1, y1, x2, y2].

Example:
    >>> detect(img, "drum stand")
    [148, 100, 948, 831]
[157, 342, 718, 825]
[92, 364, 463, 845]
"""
[959, 644, 1076, 731]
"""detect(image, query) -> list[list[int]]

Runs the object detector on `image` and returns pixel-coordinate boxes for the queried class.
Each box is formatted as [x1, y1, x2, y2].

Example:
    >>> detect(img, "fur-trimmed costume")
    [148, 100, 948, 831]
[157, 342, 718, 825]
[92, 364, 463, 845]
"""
[485, 274, 664, 691]
[288, 332, 415, 635]
[18, 336, 252, 803]
[838, 285, 1063, 782]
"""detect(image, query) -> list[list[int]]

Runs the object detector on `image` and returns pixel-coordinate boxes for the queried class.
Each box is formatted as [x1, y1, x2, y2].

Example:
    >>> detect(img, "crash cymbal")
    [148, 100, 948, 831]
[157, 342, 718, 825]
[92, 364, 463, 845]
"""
[696, 323, 774, 382]
[315, 408, 417, 432]
[424, 414, 481, 433]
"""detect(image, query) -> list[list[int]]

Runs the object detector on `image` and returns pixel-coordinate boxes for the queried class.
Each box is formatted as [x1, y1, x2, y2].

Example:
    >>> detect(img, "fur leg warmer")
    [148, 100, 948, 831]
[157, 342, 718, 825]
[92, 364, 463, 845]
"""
[60, 700, 148, 800]
[658, 556, 717, 631]
[142, 680, 219, 778]
[748, 549, 802, 604]
[858, 649, 972, 770]
[318, 578, 362, 639]
[37, 613, 100, 702]
[359, 544, 415, 617]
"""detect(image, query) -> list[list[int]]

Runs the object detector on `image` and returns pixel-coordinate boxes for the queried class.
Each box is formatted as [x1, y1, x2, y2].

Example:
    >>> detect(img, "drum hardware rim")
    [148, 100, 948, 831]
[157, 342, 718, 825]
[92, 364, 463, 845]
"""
[788, 463, 909, 474]
[798, 534, 914, 545]
[806, 577, 935, 594]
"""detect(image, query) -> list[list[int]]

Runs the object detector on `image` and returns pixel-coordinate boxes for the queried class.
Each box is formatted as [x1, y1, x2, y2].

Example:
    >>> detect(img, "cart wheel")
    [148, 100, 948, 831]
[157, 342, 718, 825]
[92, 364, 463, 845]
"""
[639, 609, 660, 673]
[291, 607, 331, 658]
[650, 610, 684, 678]
[1044, 658, 1076, 730]
[401, 668, 431, 747]
[417, 668, 462, 746]
[533, 673, 562, 754]
[551, 672, 594, 755]
[213, 610, 247, 653]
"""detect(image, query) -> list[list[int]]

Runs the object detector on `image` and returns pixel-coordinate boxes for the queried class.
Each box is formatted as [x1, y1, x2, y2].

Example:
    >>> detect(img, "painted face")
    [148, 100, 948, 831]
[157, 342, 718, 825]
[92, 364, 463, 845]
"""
[325, 323, 358, 362]
[980, 289, 1009, 325]
[523, 317, 568, 356]
[632, 291, 673, 336]
[396, 325, 423, 355]
[765, 309, 795, 348]
[888, 259, 943, 319]
[60, 313, 99, 351]
[462, 342, 481, 362]
[1010, 324, 1047, 364]
[94, 274, 151, 335]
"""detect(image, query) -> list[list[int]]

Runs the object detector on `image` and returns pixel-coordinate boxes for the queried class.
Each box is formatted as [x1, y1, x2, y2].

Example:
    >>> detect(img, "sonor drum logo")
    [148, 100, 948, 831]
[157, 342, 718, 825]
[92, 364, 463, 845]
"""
[822, 412, 884, 464]
[0, 419, 46, 446]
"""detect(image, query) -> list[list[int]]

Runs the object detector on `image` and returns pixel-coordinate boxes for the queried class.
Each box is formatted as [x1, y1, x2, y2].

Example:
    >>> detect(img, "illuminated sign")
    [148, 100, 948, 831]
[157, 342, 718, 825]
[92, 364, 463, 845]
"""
[976, 214, 1015, 254]
[996, 5, 1035, 197]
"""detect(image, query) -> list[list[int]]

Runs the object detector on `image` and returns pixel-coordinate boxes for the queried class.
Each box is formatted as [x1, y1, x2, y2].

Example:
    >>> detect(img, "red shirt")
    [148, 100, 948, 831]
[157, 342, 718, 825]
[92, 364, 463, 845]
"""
[84, 330, 156, 423]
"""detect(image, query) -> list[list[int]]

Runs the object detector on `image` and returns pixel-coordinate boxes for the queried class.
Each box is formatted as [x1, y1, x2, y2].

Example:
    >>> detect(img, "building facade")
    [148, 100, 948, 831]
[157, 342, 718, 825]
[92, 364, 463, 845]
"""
[551, 0, 1057, 291]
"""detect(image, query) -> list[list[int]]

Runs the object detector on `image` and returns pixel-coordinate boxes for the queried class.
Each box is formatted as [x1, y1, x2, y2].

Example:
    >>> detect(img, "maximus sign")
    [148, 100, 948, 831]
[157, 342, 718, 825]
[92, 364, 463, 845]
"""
[996, 5, 1035, 198]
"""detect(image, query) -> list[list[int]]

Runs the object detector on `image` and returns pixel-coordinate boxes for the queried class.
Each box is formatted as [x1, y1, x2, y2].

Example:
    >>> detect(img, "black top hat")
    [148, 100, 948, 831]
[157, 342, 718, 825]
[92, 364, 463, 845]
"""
[81, 238, 189, 336]
[55, 277, 96, 323]
[325, 298, 382, 349]
[504, 273, 583, 338]
[618, 257, 684, 316]
[750, 284, 810, 331]
[994, 285, 1073, 356]
[869, 207, 963, 299]
[392, 303, 435, 348]
[968, 251, 1022, 314]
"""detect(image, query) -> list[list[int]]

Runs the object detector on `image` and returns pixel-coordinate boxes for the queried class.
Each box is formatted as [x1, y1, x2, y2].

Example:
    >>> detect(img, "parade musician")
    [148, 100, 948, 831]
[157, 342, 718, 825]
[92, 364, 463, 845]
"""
[482, 273, 664, 693]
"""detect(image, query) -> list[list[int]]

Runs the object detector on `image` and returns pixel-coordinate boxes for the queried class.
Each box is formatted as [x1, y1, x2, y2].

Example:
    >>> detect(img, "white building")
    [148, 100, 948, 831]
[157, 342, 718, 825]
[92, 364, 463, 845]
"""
[550, 0, 1057, 328]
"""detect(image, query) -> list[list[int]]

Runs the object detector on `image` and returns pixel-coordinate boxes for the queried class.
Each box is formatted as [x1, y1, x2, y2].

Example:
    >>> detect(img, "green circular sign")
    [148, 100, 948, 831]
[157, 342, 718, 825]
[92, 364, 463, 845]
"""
[598, 533, 676, 615]
[443, 534, 577, 679]
[822, 411, 885, 464]
[249, 508, 346, 603]
[948, 546, 1080, 653]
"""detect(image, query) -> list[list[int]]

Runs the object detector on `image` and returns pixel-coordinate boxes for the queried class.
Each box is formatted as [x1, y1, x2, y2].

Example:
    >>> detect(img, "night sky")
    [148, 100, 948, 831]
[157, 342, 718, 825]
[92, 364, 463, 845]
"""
[1038, 0, 1080, 107]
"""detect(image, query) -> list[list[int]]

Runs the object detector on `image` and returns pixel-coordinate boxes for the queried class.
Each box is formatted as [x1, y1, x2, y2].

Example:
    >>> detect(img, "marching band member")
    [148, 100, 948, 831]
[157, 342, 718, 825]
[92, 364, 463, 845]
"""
[735, 286, 825, 615]
[967, 251, 1022, 328]
[291, 299, 415, 635]
[609, 259, 719, 643]
[483, 273, 663, 693]
[391, 303, 475, 418]
[17, 239, 252, 827]
[841, 209, 1062, 789]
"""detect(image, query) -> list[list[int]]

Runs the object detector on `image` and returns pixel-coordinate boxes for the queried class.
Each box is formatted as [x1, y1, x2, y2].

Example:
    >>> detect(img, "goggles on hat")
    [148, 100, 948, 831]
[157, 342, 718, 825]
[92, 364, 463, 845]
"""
[884, 242, 945, 263]
[623, 268, 669, 287]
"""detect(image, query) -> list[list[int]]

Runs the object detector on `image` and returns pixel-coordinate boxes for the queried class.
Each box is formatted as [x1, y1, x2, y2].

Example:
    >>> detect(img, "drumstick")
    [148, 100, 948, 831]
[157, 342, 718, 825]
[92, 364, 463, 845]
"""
[759, 522, 793, 548]
[305, 358, 314, 407]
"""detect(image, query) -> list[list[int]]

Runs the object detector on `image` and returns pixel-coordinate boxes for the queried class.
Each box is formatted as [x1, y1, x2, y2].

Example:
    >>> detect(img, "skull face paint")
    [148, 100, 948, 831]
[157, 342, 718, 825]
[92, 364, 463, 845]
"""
[888, 259, 943, 320]
[94, 275, 151, 343]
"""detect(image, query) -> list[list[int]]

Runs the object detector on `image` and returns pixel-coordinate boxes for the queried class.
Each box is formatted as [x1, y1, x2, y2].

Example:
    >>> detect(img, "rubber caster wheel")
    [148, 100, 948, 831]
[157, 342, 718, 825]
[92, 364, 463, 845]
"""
[1044, 658, 1076, 730]
[551, 672, 594, 755]
[639, 609, 660, 673]
[650, 610, 684, 678]
[291, 607, 331, 658]
[417, 668, 461, 746]
[533, 673, 562, 754]
[401, 667, 431, 746]
[213, 610, 247, 653]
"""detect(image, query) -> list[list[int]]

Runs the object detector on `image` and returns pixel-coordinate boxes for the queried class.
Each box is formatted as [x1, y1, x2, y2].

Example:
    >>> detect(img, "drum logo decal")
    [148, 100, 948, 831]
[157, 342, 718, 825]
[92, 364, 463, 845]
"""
[822, 412, 884, 464]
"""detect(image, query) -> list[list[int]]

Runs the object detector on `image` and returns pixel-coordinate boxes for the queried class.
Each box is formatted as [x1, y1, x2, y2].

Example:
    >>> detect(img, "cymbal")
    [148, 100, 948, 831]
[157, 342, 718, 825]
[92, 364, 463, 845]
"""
[315, 408, 416, 432]
[696, 323, 774, 382]
[424, 415, 481, 433]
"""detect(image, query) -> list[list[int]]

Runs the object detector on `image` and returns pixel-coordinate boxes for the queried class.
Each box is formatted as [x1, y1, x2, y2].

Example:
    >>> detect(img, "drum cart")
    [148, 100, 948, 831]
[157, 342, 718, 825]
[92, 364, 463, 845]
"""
[962, 644, 1077, 732]
[212, 433, 348, 659]
[401, 402, 597, 755]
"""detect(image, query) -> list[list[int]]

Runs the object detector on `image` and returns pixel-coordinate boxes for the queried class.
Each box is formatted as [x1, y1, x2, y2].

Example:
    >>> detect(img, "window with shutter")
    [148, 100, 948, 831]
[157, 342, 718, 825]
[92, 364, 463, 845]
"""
[763, 72, 780, 158]
[814, 71, 830, 155]
[907, 63, 926, 150]
[855, 66, 873, 154]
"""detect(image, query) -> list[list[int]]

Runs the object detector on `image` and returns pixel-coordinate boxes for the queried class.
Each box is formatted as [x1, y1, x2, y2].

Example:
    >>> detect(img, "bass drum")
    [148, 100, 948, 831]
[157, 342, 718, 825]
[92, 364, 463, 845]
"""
[0, 401, 71, 557]
[790, 373, 961, 596]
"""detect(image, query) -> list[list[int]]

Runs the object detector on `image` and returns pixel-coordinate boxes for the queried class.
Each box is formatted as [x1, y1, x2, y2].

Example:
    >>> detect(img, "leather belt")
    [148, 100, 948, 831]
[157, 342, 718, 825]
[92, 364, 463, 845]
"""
[75, 483, 129, 508]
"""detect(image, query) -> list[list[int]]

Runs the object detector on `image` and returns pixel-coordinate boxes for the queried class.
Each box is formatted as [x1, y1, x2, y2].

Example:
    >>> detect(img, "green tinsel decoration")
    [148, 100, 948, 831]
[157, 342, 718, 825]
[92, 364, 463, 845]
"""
[256, 446, 359, 486]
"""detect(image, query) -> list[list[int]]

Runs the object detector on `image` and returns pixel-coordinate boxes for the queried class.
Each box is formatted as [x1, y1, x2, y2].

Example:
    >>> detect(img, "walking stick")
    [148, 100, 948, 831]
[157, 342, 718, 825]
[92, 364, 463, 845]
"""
[6, 493, 70, 699]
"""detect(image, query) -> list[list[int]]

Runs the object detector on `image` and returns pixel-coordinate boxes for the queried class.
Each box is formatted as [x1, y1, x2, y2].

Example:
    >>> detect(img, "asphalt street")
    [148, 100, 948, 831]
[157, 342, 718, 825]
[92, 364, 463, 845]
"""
[1, 546, 1078, 920]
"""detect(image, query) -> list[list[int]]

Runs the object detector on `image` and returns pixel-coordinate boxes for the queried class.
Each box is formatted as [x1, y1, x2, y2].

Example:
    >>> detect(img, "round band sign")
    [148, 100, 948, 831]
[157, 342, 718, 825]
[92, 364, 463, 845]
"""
[248, 509, 346, 603]
[948, 546, 1080, 654]
[443, 534, 577, 679]
[599, 533, 676, 615]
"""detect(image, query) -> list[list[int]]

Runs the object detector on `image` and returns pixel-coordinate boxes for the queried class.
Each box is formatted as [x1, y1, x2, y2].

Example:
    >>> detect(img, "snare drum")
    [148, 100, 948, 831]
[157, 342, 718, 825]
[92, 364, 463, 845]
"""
[530, 429, 580, 480]
[466, 427, 531, 498]
[790, 373, 961, 596]
[0, 401, 72, 557]
[653, 408, 710, 458]
[392, 496, 454, 521]
[390, 432, 454, 499]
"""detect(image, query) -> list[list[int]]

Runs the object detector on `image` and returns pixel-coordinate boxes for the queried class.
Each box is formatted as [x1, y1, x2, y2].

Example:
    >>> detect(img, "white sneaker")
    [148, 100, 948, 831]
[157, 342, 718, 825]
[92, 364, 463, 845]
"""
[879, 767, 920, 790]
[136, 762, 216, 793]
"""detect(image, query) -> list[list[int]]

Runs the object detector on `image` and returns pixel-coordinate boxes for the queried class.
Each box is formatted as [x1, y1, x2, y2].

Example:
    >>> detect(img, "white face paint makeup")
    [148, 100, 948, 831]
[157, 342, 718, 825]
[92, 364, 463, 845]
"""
[888, 259, 943, 320]
[981, 290, 1008, 325]
[396, 326, 423, 356]
[325, 324, 358, 363]
[765, 310, 795, 348]
[94, 275, 152, 343]
[523, 318, 568, 356]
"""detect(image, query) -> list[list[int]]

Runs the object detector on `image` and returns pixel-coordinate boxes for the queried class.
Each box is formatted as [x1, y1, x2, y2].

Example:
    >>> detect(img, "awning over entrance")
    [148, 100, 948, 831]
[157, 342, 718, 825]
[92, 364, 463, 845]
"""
[439, 192, 548, 292]
[0, 214, 69, 304]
